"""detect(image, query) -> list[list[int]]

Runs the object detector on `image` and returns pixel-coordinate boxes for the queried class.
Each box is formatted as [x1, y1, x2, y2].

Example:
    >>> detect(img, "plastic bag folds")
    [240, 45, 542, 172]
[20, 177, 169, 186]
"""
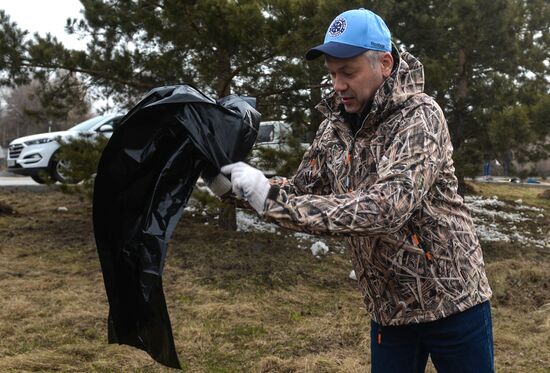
[93, 85, 260, 369]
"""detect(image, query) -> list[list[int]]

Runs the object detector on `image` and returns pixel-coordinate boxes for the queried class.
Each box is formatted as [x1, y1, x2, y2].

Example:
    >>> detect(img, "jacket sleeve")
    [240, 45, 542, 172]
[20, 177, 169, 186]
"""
[263, 102, 447, 236]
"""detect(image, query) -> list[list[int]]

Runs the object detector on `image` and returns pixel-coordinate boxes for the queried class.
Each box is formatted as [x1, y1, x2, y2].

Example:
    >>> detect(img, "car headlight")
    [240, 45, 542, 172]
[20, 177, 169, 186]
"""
[24, 138, 53, 146]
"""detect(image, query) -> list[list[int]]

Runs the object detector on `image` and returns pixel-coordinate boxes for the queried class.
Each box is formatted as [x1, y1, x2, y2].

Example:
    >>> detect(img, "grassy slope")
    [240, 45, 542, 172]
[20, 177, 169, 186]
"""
[468, 181, 550, 210]
[0, 184, 548, 372]
[466, 182, 550, 372]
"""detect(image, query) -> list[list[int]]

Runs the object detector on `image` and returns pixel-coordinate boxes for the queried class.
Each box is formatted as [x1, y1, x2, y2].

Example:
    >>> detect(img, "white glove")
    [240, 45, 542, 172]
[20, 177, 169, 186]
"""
[220, 162, 270, 214]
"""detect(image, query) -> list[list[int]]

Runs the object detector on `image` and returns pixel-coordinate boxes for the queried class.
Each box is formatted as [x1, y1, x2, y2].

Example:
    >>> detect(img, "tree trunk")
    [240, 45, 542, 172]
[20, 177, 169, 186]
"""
[454, 48, 469, 197]
[216, 58, 238, 231]
[451, 48, 468, 149]
[218, 200, 237, 231]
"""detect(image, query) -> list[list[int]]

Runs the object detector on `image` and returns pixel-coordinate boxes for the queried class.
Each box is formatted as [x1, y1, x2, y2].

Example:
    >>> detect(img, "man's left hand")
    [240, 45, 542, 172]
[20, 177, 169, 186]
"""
[220, 162, 270, 214]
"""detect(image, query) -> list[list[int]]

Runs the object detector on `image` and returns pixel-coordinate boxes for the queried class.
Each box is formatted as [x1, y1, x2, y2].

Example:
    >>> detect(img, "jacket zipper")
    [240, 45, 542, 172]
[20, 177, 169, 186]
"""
[346, 112, 370, 192]
[348, 115, 387, 343]
[345, 141, 355, 192]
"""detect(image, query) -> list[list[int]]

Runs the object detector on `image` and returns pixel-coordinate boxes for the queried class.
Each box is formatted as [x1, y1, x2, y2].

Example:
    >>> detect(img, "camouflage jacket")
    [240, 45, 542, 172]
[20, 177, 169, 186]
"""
[263, 50, 492, 326]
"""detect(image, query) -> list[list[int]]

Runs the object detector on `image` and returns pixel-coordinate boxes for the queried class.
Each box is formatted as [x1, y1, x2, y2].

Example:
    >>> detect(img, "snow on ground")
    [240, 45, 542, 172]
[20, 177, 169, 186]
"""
[234, 196, 548, 250]
[236, 209, 279, 233]
[310, 241, 329, 257]
[465, 195, 529, 222]
[186, 194, 548, 252]
[181, 194, 547, 284]
[464, 195, 548, 249]
[235, 209, 334, 256]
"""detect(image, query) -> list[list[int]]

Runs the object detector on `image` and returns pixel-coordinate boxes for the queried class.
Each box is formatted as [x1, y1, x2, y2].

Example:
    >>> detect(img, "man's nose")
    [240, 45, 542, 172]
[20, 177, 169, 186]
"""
[332, 76, 347, 92]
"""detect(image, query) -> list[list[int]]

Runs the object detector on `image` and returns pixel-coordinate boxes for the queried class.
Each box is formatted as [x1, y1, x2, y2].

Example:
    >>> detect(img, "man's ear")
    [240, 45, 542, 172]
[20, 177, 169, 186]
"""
[380, 52, 394, 78]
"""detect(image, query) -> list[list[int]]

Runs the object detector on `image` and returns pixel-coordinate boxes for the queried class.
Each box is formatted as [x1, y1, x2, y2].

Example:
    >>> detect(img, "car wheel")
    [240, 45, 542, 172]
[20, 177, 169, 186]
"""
[51, 158, 70, 183]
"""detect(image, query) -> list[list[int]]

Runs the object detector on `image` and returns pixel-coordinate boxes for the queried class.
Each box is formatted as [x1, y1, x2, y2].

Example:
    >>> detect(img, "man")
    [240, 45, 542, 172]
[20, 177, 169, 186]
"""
[221, 8, 494, 373]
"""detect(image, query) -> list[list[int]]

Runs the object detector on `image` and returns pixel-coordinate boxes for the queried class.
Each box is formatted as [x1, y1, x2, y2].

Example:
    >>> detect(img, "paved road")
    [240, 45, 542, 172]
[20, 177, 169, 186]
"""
[0, 175, 50, 192]
[0, 176, 41, 186]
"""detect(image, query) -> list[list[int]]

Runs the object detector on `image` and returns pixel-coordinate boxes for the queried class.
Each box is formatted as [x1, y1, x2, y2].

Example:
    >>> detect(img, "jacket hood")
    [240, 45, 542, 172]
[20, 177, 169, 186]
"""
[378, 49, 425, 115]
[317, 46, 425, 126]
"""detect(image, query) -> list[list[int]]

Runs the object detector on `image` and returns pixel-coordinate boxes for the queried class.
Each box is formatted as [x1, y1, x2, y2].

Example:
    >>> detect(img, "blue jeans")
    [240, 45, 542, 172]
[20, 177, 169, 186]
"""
[371, 301, 494, 373]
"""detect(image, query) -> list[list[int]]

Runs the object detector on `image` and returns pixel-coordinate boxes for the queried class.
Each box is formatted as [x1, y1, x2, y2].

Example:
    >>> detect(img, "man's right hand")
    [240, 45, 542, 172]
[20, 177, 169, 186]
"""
[220, 162, 270, 214]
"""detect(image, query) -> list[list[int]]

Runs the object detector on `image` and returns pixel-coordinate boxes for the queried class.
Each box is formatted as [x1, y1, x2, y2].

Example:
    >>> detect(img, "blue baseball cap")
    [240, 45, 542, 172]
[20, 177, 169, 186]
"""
[306, 8, 391, 60]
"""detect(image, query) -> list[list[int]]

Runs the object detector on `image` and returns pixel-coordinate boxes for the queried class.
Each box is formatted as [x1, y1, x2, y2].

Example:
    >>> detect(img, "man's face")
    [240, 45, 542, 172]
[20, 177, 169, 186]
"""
[325, 52, 393, 114]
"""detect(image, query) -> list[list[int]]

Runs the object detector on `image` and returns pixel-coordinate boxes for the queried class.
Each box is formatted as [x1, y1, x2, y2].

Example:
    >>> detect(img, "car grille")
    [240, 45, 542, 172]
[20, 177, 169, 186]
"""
[8, 144, 24, 159]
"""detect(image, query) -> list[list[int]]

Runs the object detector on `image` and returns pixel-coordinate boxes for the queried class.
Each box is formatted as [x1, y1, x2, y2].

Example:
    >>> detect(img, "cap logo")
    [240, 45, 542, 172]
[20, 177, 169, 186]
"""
[328, 17, 346, 37]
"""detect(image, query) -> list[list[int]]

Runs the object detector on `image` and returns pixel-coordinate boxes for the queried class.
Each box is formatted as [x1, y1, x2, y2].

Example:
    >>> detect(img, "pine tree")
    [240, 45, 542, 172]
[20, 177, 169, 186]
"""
[1, 0, 548, 196]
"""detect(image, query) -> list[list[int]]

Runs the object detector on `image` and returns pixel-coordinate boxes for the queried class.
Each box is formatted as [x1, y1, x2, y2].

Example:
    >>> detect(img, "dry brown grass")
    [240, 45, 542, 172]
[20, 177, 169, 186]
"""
[0, 185, 548, 372]
[468, 181, 550, 210]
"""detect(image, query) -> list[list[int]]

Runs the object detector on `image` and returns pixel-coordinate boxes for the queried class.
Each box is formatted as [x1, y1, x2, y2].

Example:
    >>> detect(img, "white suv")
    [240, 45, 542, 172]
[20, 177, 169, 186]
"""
[6, 113, 123, 183]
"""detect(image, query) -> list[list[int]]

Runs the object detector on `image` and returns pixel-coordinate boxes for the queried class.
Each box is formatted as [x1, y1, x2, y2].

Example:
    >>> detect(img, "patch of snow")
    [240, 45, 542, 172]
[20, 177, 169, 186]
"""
[474, 224, 511, 242]
[310, 241, 329, 257]
[465, 195, 528, 222]
[229, 196, 549, 250]
[236, 209, 278, 233]
[516, 205, 544, 212]
[464, 195, 505, 208]
[184, 206, 197, 213]
[294, 232, 316, 241]
[235, 210, 331, 251]
[465, 195, 549, 249]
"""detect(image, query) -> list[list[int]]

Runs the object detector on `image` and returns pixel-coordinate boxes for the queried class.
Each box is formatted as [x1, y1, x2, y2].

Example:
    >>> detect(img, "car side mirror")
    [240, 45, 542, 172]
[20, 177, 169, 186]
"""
[98, 124, 114, 133]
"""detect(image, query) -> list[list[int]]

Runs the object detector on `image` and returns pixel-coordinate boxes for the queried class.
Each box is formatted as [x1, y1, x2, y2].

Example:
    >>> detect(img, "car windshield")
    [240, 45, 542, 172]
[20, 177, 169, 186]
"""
[68, 116, 110, 132]
[257, 124, 274, 143]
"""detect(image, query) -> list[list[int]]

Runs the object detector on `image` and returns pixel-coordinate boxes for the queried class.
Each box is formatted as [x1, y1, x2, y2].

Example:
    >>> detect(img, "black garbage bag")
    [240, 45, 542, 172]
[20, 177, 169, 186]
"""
[92, 85, 260, 369]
